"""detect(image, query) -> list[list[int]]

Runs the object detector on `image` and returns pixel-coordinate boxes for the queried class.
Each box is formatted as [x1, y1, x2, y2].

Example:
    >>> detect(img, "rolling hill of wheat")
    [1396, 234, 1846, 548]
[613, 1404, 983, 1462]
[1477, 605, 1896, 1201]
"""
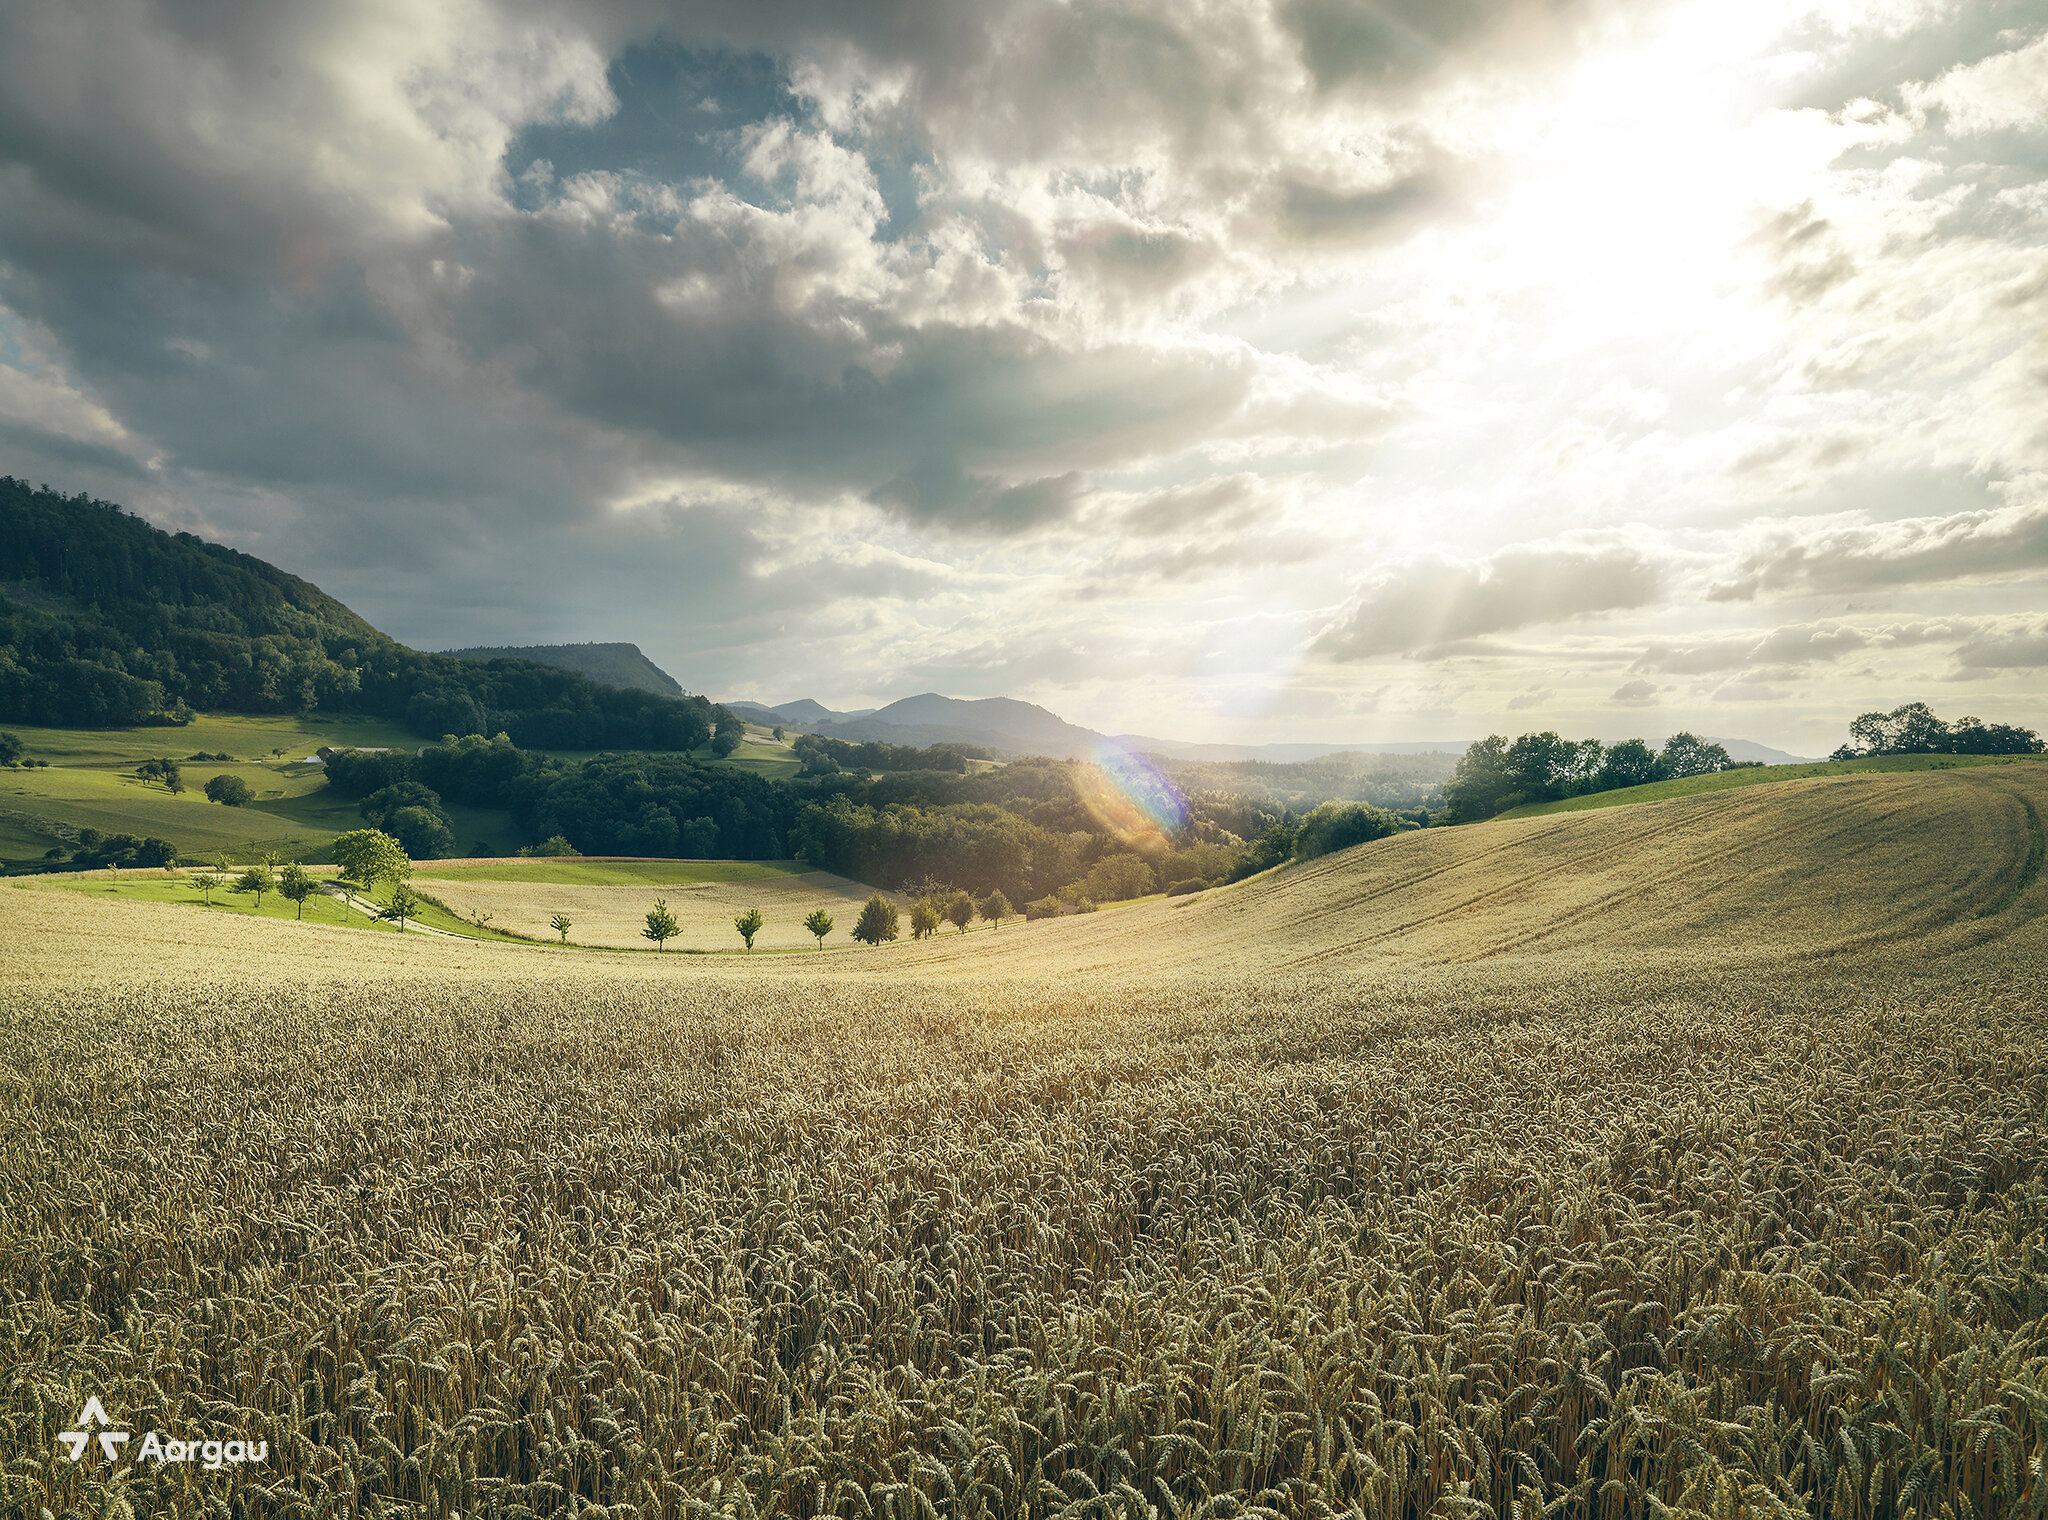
[2, 767, 2044, 1517]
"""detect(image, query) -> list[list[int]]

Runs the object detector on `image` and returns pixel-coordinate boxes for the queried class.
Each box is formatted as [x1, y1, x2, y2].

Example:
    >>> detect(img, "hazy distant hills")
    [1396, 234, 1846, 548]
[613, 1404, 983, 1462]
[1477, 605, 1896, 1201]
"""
[728, 693, 1100, 756]
[442, 642, 684, 699]
[728, 692, 1821, 766]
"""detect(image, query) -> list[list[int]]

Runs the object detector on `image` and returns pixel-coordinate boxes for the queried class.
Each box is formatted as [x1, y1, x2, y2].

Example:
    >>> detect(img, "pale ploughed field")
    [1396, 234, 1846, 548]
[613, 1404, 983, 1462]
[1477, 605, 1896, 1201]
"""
[3, 766, 2045, 1517]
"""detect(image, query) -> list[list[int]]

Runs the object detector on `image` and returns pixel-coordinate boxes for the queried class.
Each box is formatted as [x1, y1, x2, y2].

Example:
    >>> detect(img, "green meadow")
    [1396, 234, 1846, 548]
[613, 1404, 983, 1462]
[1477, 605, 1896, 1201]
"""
[31, 869, 531, 942]
[0, 715, 524, 867]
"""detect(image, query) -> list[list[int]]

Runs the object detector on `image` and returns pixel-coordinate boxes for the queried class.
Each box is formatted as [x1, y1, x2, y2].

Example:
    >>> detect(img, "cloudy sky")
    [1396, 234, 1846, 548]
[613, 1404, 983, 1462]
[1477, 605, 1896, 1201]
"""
[3, 0, 2045, 751]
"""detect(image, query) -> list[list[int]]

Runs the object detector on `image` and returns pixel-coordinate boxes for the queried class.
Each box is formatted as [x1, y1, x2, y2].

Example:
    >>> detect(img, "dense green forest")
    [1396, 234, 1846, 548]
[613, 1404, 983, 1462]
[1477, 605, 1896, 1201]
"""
[440, 642, 683, 698]
[320, 734, 1396, 904]
[0, 478, 722, 748]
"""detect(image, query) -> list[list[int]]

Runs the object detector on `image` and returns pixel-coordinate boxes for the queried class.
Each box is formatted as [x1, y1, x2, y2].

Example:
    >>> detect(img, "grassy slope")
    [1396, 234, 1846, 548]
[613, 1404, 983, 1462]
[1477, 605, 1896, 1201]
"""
[1495, 750, 2045, 819]
[0, 714, 524, 866]
[35, 870, 537, 943]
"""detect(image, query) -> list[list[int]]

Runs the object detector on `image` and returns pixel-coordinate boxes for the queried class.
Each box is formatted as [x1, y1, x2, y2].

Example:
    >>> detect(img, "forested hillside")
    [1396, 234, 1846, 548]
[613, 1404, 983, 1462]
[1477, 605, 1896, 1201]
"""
[440, 642, 684, 698]
[0, 478, 721, 748]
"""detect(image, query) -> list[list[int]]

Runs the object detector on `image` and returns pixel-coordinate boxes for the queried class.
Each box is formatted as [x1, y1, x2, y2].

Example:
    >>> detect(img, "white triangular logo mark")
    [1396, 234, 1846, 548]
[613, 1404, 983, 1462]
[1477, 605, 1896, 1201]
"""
[77, 1397, 111, 1428]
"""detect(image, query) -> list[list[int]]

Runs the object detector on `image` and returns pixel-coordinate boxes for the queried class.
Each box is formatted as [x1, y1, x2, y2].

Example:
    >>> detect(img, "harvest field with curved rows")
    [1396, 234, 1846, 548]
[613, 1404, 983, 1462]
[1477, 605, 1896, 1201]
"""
[3, 766, 2044, 1517]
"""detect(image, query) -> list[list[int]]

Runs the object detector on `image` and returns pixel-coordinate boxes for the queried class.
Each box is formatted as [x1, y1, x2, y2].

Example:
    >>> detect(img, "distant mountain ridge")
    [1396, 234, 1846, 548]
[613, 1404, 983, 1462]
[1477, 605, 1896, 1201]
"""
[442, 642, 683, 699]
[729, 693, 1101, 756]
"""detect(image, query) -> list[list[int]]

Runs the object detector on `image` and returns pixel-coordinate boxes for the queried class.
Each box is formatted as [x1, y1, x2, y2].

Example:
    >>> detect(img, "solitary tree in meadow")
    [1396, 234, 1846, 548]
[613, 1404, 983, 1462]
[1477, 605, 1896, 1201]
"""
[945, 890, 975, 933]
[643, 898, 679, 950]
[378, 883, 422, 932]
[276, 861, 317, 920]
[550, 912, 573, 943]
[205, 773, 254, 807]
[852, 895, 899, 944]
[978, 889, 1013, 929]
[803, 907, 834, 947]
[734, 906, 764, 951]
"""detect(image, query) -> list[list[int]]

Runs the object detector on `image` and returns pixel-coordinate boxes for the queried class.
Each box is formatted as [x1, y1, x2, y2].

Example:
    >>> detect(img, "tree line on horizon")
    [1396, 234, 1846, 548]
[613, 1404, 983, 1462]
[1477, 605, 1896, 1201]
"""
[1441, 704, 2043, 822]
[1830, 702, 2043, 760]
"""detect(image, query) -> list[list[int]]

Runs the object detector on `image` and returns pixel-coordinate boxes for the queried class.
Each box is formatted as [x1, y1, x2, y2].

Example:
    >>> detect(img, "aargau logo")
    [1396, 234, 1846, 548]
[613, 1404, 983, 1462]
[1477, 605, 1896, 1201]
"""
[59, 1397, 267, 1471]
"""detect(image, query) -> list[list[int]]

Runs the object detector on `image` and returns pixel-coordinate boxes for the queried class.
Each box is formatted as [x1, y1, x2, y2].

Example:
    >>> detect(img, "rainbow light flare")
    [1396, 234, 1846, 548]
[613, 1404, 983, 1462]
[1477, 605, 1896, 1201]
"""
[1074, 739, 1187, 856]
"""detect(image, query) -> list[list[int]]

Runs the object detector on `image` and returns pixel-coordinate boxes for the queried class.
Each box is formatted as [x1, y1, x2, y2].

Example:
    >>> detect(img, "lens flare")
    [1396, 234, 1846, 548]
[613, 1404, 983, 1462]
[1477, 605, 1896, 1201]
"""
[1074, 739, 1187, 855]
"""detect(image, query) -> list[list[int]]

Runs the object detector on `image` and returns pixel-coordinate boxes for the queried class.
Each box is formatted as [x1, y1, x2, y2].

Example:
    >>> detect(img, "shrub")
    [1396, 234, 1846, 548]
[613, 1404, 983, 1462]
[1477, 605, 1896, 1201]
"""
[1291, 800, 1401, 861]
[1165, 877, 1210, 896]
[521, 834, 580, 858]
[1062, 852, 1155, 905]
[204, 773, 254, 807]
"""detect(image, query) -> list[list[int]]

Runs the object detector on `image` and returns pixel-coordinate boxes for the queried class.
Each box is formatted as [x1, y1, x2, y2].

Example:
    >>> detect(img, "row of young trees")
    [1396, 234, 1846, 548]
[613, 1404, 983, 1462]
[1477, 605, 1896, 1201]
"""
[631, 889, 1023, 952]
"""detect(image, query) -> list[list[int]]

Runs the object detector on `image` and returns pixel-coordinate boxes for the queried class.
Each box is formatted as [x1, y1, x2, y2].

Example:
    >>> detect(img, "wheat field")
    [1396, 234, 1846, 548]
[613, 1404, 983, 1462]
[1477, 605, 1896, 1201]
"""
[2, 767, 2044, 1518]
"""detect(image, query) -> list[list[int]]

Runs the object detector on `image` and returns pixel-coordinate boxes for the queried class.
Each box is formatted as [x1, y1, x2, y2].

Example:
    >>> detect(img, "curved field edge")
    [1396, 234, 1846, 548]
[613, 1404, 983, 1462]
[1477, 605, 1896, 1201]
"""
[1495, 751, 2047, 819]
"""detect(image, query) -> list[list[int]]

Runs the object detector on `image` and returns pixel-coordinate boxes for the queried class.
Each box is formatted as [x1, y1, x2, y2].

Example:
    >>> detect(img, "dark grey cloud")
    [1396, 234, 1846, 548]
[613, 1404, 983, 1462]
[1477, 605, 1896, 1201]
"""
[1278, 0, 1588, 93]
[1314, 535, 1663, 661]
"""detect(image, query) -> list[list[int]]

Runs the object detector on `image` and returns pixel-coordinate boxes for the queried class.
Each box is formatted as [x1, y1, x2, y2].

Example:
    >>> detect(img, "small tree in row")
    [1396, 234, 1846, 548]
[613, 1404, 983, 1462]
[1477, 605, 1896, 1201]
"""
[733, 907, 764, 951]
[550, 913, 573, 943]
[278, 861, 318, 919]
[853, 895, 900, 944]
[804, 908, 834, 947]
[234, 861, 274, 909]
[643, 898, 680, 950]
[377, 884, 422, 932]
